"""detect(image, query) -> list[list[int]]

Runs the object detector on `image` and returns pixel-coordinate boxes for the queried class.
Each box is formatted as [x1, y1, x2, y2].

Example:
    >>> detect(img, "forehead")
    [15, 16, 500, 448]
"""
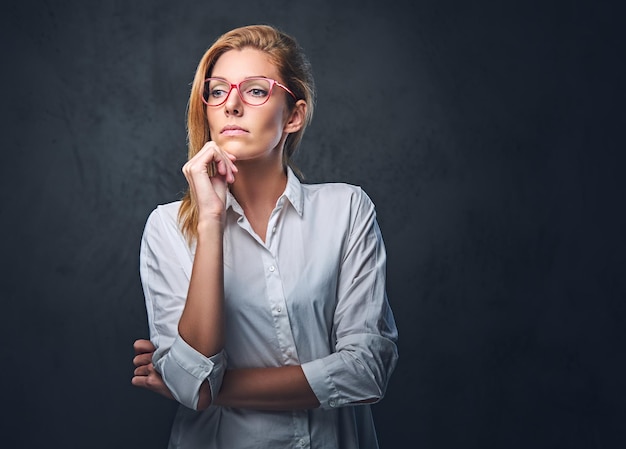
[211, 48, 281, 81]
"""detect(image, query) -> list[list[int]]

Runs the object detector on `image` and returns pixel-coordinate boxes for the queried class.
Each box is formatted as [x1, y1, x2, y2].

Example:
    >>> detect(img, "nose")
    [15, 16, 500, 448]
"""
[224, 84, 243, 116]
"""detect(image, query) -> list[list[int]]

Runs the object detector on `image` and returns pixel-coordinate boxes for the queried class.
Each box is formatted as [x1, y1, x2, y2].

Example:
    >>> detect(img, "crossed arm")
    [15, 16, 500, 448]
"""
[132, 339, 320, 410]
[134, 149, 396, 411]
[135, 143, 319, 411]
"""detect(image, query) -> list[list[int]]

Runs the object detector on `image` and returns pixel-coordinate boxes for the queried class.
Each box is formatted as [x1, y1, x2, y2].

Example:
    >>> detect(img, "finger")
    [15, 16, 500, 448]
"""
[131, 372, 175, 401]
[134, 364, 153, 376]
[215, 156, 238, 184]
[214, 159, 230, 183]
[131, 375, 151, 389]
[133, 352, 153, 367]
[183, 144, 221, 186]
[133, 339, 155, 355]
[211, 153, 237, 186]
[182, 141, 237, 208]
[194, 141, 237, 178]
[133, 338, 154, 352]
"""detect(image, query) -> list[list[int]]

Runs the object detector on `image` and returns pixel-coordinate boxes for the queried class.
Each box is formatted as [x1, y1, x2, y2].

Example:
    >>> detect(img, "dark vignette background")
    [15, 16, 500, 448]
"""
[1, 1, 625, 448]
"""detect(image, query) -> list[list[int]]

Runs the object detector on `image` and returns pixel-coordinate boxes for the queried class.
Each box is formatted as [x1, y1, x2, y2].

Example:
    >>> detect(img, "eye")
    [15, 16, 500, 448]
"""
[245, 87, 269, 98]
[210, 88, 227, 98]
[207, 81, 230, 99]
[241, 79, 271, 99]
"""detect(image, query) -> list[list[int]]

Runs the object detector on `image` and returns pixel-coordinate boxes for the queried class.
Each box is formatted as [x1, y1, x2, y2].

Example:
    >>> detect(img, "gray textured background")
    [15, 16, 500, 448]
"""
[2, 0, 625, 448]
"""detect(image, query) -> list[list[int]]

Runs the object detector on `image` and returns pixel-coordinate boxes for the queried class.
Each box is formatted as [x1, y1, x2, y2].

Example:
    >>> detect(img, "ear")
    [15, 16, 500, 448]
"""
[283, 100, 307, 134]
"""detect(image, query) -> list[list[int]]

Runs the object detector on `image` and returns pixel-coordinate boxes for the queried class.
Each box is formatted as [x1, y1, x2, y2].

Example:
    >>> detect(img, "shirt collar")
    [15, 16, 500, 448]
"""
[225, 167, 304, 217]
[283, 167, 304, 216]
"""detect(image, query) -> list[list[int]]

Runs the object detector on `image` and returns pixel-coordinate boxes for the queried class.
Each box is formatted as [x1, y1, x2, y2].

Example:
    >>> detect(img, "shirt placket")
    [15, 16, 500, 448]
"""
[264, 202, 310, 448]
[263, 199, 299, 365]
[236, 196, 310, 447]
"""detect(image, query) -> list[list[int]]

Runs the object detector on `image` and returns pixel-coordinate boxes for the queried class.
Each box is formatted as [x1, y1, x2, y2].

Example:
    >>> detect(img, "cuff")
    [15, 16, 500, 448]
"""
[301, 358, 341, 410]
[154, 334, 226, 410]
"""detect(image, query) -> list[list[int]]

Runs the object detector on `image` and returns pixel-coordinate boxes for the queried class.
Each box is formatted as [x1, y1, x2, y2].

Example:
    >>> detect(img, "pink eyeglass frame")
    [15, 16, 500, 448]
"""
[202, 77, 297, 106]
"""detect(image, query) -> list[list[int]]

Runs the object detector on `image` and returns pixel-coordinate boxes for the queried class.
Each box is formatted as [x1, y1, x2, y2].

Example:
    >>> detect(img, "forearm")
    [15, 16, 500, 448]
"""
[212, 366, 320, 410]
[178, 220, 225, 357]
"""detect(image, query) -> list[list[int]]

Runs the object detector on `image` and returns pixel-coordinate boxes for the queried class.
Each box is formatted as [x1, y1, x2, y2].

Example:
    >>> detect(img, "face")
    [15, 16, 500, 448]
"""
[206, 47, 302, 163]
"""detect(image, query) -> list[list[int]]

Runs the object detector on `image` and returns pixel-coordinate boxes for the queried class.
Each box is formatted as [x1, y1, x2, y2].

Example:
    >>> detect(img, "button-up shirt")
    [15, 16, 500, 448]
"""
[140, 168, 399, 449]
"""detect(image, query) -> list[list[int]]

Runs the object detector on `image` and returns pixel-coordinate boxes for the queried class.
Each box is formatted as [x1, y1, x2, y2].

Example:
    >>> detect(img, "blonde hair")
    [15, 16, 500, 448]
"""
[178, 24, 316, 242]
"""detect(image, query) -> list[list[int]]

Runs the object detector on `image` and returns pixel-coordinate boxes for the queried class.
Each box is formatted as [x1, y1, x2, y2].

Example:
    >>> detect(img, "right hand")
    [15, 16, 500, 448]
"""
[182, 141, 238, 221]
[131, 339, 174, 400]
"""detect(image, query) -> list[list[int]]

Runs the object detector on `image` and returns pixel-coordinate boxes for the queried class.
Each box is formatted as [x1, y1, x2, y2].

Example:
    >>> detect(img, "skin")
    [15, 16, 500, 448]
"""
[132, 48, 319, 411]
[208, 47, 304, 239]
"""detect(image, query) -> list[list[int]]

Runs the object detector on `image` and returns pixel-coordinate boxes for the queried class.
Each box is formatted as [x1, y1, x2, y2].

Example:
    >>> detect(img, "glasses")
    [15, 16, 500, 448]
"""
[202, 77, 297, 107]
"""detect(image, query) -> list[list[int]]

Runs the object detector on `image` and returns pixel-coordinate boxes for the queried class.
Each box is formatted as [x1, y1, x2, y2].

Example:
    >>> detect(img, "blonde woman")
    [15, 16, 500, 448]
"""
[132, 24, 398, 448]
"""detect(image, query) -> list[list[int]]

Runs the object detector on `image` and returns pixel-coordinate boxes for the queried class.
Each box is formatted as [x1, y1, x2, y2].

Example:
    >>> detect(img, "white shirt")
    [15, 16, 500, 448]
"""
[140, 168, 399, 449]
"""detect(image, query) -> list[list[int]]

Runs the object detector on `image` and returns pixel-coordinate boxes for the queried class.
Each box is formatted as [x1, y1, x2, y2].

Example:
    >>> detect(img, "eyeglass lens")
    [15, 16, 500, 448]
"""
[203, 78, 272, 106]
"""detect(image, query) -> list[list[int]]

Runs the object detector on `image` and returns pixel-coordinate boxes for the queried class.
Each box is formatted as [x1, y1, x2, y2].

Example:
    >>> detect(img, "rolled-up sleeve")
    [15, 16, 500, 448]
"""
[153, 334, 226, 409]
[301, 189, 399, 410]
[140, 205, 226, 410]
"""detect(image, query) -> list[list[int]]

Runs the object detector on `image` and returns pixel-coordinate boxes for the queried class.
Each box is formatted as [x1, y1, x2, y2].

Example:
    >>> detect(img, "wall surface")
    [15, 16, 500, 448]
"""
[2, 1, 625, 448]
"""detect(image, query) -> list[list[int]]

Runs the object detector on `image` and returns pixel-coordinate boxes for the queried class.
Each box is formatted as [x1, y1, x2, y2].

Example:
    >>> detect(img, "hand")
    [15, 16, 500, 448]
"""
[131, 339, 174, 400]
[182, 141, 238, 222]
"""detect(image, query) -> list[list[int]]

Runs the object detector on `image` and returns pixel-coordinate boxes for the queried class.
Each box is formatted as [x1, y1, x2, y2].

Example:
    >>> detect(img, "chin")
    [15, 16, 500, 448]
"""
[218, 142, 262, 160]
[214, 139, 246, 153]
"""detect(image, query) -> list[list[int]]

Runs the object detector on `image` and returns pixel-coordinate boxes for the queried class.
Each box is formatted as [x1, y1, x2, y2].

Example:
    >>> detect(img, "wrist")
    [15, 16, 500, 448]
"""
[196, 216, 225, 238]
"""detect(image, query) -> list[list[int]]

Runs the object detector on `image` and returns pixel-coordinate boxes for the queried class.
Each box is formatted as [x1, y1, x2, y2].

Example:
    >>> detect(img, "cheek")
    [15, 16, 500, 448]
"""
[206, 112, 219, 139]
[261, 108, 288, 133]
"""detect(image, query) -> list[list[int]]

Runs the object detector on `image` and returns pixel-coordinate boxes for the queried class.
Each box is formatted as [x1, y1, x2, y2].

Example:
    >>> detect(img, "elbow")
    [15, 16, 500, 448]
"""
[194, 397, 211, 412]
[342, 364, 387, 407]
[358, 371, 387, 404]
[343, 338, 398, 403]
[194, 381, 213, 411]
[195, 399, 210, 411]
[158, 335, 227, 410]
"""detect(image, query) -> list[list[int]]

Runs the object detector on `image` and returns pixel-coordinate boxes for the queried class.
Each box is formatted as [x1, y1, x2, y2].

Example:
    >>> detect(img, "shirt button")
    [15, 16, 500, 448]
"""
[277, 306, 282, 313]
[272, 226, 277, 233]
[298, 439, 306, 447]
[269, 265, 275, 272]
[329, 400, 336, 407]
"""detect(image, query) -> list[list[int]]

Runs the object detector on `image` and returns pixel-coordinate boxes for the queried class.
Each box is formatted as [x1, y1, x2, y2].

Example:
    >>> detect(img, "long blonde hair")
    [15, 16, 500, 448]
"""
[178, 24, 315, 242]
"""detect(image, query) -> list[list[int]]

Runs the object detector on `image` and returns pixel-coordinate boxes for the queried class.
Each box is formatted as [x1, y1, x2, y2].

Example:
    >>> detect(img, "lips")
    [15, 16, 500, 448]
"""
[220, 125, 249, 135]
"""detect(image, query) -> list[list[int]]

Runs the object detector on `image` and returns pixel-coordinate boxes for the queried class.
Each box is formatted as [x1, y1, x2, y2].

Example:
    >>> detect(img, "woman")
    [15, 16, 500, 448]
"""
[132, 24, 398, 448]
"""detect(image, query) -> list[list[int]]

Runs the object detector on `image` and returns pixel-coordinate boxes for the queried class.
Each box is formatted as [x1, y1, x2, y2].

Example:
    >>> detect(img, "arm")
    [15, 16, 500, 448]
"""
[135, 188, 397, 411]
[177, 214, 224, 410]
[175, 143, 238, 409]
[299, 188, 399, 409]
[132, 339, 318, 410]
[177, 144, 237, 357]
[139, 143, 237, 410]
[209, 188, 397, 410]
[213, 367, 320, 410]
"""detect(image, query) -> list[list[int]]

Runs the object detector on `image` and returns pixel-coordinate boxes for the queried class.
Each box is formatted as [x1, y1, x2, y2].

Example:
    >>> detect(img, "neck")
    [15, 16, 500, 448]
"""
[229, 157, 288, 215]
